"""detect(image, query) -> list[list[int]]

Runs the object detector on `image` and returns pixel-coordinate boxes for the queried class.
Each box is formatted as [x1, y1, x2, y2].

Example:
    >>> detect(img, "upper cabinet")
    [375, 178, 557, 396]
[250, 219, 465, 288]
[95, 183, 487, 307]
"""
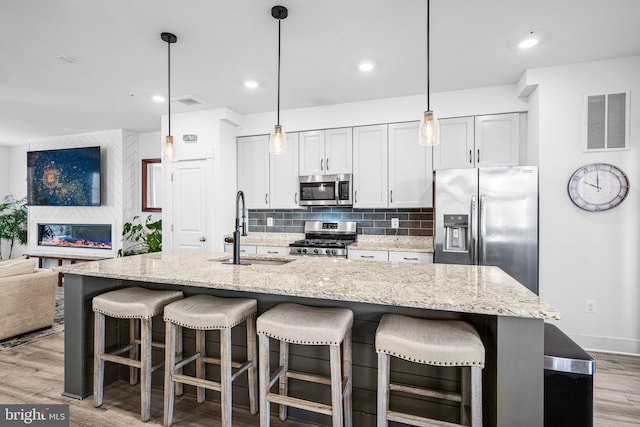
[388, 122, 433, 208]
[353, 125, 388, 208]
[433, 113, 520, 170]
[237, 133, 300, 209]
[299, 128, 352, 175]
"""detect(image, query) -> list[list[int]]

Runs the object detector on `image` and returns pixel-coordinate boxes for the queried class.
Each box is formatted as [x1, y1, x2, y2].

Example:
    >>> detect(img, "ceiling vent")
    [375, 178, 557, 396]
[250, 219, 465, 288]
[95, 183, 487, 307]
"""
[172, 95, 206, 106]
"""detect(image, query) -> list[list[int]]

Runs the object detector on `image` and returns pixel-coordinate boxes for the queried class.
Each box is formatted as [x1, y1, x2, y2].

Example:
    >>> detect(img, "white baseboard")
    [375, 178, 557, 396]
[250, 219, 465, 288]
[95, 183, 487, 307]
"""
[568, 332, 640, 356]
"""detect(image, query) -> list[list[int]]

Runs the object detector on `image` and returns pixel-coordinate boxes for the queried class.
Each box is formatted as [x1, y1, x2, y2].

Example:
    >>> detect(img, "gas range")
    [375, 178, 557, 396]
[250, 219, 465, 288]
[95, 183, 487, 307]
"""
[289, 221, 357, 257]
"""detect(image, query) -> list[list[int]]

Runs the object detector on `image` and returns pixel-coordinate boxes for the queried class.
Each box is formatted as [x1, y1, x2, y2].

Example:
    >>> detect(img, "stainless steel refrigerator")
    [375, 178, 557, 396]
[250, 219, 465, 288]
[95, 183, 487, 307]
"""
[434, 166, 539, 294]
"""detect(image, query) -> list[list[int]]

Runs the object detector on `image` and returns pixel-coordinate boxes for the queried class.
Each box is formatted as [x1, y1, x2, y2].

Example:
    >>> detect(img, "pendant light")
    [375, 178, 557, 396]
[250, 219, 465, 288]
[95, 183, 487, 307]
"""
[418, 0, 440, 146]
[161, 32, 177, 159]
[269, 5, 288, 155]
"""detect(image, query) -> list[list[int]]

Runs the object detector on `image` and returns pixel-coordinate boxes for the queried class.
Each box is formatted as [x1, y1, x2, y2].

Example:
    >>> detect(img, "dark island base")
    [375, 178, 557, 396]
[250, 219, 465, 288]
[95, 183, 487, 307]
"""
[63, 274, 544, 426]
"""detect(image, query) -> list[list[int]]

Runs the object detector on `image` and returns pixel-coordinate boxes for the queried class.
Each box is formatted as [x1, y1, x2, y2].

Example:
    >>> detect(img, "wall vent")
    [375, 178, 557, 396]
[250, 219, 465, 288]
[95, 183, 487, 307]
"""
[584, 92, 629, 151]
[172, 95, 207, 106]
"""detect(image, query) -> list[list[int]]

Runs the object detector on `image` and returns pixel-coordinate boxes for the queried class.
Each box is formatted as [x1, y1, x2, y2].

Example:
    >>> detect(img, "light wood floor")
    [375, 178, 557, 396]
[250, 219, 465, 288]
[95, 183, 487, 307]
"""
[0, 332, 637, 426]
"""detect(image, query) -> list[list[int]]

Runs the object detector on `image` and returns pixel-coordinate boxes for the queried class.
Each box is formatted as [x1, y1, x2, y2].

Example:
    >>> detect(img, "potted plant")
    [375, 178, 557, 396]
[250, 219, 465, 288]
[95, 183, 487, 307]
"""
[0, 195, 28, 259]
[118, 214, 162, 256]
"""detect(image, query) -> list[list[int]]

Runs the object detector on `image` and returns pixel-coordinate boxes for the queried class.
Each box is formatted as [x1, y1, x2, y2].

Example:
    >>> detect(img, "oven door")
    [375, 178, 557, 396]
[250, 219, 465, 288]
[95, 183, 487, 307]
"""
[299, 174, 351, 206]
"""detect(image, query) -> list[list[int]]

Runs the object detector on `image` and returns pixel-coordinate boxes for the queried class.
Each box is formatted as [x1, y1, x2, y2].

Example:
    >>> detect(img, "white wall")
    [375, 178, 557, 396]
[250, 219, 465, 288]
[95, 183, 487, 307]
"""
[524, 56, 640, 355]
[136, 131, 162, 221]
[239, 85, 528, 136]
[0, 144, 28, 258]
[161, 108, 239, 252]
[0, 146, 9, 199]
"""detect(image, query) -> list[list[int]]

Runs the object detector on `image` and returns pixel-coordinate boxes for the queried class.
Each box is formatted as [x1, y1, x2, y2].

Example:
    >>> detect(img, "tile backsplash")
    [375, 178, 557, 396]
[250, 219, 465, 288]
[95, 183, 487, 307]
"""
[248, 207, 433, 236]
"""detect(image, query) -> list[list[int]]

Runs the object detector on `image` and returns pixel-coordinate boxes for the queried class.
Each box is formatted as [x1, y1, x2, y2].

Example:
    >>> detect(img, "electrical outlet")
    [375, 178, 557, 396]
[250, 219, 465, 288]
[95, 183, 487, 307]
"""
[267, 217, 274, 227]
[585, 299, 597, 314]
[391, 218, 399, 228]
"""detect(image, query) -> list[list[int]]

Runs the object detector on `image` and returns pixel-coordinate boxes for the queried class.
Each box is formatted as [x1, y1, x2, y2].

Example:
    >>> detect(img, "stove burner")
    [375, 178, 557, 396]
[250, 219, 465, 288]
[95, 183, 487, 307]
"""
[289, 220, 357, 257]
[290, 239, 354, 248]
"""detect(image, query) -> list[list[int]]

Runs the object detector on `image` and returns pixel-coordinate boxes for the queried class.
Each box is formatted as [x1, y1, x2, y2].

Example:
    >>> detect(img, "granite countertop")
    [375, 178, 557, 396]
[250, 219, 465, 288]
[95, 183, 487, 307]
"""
[61, 250, 559, 320]
[225, 232, 434, 253]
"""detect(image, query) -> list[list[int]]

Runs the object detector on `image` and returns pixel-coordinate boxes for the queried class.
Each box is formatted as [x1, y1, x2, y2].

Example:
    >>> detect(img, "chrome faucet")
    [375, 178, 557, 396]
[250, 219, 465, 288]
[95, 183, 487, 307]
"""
[233, 190, 247, 264]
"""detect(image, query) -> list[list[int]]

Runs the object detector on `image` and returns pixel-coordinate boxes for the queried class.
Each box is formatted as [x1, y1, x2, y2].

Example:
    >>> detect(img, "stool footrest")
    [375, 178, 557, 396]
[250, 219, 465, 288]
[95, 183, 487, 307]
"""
[287, 370, 332, 386]
[388, 410, 463, 427]
[267, 392, 333, 416]
[100, 352, 141, 369]
[390, 382, 462, 403]
[172, 373, 222, 392]
[202, 356, 245, 370]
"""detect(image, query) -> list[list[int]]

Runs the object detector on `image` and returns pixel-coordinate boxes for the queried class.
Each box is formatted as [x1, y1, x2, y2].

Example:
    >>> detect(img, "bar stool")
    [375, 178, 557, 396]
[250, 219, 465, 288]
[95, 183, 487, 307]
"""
[163, 294, 258, 427]
[93, 286, 184, 422]
[375, 314, 485, 427]
[257, 303, 353, 427]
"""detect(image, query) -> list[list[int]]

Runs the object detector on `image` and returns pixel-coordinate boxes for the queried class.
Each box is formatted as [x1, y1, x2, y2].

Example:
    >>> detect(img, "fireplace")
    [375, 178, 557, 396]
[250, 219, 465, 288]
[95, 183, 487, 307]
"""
[38, 223, 112, 250]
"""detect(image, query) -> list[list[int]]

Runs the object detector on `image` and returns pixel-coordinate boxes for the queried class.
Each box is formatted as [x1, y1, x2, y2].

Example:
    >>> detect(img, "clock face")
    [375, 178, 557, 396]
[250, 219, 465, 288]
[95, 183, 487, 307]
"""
[568, 163, 629, 212]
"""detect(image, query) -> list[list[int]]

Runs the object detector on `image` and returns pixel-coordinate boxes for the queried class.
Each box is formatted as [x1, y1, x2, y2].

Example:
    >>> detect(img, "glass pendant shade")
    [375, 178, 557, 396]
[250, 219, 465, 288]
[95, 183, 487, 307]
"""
[164, 135, 174, 159]
[269, 124, 287, 155]
[418, 110, 440, 146]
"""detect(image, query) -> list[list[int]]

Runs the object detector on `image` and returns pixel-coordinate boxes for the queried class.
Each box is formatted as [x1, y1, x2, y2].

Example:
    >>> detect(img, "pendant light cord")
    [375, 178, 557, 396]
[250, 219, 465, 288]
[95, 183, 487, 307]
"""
[277, 16, 281, 126]
[427, 0, 430, 111]
[167, 41, 172, 136]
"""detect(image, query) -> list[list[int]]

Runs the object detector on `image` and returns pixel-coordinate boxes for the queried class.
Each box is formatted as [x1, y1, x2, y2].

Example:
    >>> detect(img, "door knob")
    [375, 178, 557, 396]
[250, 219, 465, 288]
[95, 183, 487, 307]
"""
[199, 237, 206, 242]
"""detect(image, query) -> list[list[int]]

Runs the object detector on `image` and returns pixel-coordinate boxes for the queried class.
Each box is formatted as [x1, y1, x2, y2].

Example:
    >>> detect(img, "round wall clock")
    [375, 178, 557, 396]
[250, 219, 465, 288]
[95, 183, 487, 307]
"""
[567, 163, 629, 211]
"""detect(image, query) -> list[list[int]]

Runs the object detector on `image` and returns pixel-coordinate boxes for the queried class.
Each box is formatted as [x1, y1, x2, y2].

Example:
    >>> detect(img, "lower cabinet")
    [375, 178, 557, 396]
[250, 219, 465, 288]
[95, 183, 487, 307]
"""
[348, 249, 433, 263]
[223, 244, 257, 254]
[256, 246, 290, 256]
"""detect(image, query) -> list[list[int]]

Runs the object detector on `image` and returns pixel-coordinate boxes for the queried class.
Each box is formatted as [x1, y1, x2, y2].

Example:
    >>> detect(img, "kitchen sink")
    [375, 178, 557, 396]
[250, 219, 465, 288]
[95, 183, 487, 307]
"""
[218, 257, 294, 266]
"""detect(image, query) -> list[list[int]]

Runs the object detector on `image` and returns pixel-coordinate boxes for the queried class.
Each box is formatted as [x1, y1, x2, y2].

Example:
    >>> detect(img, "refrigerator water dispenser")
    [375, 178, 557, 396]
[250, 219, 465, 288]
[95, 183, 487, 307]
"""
[443, 214, 469, 252]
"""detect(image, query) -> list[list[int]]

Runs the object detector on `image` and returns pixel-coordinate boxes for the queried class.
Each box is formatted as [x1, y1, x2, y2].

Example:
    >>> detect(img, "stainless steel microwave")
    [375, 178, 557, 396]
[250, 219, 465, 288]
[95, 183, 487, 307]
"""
[298, 174, 352, 206]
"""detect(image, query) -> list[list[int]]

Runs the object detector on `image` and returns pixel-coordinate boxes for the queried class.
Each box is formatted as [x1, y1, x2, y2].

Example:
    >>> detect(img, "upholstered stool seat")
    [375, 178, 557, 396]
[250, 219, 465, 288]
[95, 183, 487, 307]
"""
[93, 286, 184, 422]
[257, 303, 354, 427]
[163, 294, 258, 427]
[376, 314, 485, 427]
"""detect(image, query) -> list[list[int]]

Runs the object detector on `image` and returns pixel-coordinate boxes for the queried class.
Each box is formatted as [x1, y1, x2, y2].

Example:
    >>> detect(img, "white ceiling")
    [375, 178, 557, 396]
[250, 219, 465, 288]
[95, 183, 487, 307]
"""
[1, 0, 639, 146]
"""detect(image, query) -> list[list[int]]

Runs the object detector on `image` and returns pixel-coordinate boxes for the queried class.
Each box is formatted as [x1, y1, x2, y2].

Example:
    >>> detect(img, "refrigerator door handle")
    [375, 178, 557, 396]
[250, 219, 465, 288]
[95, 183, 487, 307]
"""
[470, 195, 478, 264]
[478, 194, 486, 265]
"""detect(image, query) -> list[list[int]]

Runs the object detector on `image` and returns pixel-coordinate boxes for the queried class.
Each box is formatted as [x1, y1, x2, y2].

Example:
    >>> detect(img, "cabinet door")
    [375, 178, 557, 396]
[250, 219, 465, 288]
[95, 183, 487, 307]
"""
[324, 128, 353, 174]
[348, 249, 389, 261]
[270, 133, 300, 209]
[299, 130, 325, 175]
[353, 125, 388, 208]
[474, 113, 519, 167]
[433, 117, 475, 170]
[256, 246, 290, 256]
[237, 135, 269, 209]
[388, 122, 433, 208]
[223, 244, 257, 254]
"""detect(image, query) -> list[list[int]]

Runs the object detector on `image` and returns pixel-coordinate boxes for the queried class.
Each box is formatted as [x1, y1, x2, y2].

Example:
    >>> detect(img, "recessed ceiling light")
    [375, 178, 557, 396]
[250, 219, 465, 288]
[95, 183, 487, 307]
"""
[358, 61, 375, 72]
[152, 95, 165, 103]
[519, 31, 539, 49]
[244, 80, 259, 89]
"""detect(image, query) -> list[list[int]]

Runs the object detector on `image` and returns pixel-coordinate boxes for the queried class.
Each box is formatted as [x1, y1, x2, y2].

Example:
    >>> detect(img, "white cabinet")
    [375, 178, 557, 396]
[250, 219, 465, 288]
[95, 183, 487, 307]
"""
[299, 128, 352, 176]
[433, 117, 475, 170]
[237, 133, 299, 209]
[348, 249, 389, 262]
[353, 125, 388, 208]
[433, 113, 520, 170]
[270, 133, 300, 208]
[256, 246, 290, 256]
[388, 251, 433, 263]
[388, 122, 433, 208]
[474, 113, 520, 167]
[223, 244, 257, 254]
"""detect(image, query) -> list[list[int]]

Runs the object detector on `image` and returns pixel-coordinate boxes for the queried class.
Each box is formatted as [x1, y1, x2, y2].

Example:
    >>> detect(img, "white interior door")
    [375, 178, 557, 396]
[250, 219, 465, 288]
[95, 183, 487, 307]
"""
[172, 159, 209, 250]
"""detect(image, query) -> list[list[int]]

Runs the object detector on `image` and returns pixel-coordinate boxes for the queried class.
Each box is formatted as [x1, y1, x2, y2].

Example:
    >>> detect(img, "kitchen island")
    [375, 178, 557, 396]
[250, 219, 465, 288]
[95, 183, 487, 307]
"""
[61, 250, 559, 426]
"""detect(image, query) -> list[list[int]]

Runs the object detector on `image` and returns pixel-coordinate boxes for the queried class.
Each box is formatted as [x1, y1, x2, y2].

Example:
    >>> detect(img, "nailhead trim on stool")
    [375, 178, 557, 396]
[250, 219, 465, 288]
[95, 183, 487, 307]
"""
[163, 295, 258, 427]
[375, 314, 485, 427]
[93, 286, 184, 422]
[257, 303, 354, 427]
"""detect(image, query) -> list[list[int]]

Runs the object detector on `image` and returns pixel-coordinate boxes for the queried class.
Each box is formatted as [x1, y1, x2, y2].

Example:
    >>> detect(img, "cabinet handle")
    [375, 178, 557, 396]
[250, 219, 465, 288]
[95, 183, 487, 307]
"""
[240, 250, 246, 253]
[265, 193, 269, 205]
[294, 192, 298, 204]
[403, 257, 419, 261]
[326, 158, 329, 170]
[360, 255, 374, 258]
[320, 159, 324, 171]
[355, 190, 358, 204]
[477, 149, 480, 163]
[469, 149, 472, 164]
[390, 190, 393, 203]
[267, 251, 279, 254]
